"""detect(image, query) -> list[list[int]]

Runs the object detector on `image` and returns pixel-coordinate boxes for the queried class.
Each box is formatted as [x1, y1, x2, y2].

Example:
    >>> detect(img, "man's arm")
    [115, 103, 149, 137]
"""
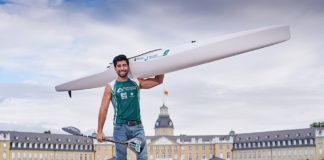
[138, 74, 164, 89]
[97, 85, 112, 142]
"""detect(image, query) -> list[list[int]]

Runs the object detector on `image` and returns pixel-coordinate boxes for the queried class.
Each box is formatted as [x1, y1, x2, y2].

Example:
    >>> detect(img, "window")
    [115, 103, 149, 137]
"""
[304, 149, 308, 156]
[293, 150, 297, 157]
[227, 152, 230, 158]
[272, 141, 276, 147]
[29, 143, 32, 148]
[2, 152, 7, 160]
[162, 153, 165, 158]
[310, 139, 314, 144]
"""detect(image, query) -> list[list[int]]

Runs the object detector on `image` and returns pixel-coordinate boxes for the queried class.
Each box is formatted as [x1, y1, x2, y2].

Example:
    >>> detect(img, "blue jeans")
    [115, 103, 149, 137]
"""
[113, 124, 148, 160]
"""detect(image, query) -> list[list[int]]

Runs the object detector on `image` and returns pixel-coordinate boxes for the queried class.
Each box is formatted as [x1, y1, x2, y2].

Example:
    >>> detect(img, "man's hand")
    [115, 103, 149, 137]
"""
[97, 85, 111, 143]
[97, 132, 105, 142]
[138, 74, 164, 89]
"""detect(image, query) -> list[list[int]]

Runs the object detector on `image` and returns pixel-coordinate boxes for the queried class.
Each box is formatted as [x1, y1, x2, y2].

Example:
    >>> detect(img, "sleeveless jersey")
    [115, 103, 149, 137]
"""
[110, 79, 141, 124]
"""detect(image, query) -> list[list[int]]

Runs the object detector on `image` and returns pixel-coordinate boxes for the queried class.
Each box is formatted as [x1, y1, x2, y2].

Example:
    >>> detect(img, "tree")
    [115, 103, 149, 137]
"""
[310, 121, 324, 128]
[43, 130, 51, 134]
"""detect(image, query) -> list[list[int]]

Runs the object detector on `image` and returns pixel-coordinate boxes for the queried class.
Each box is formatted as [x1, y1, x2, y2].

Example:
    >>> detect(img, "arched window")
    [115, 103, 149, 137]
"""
[2, 152, 7, 160]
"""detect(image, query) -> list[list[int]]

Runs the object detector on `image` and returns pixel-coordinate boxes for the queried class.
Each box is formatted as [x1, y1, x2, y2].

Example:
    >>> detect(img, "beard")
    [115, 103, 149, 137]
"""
[117, 70, 128, 78]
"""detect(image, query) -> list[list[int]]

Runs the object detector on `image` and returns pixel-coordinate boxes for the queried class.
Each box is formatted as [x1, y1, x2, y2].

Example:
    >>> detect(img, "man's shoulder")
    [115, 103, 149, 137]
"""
[129, 78, 140, 87]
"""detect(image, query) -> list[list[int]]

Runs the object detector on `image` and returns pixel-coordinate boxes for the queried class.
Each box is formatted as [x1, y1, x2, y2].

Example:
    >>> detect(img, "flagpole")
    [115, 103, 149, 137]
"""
[163, 89, 168, 105]
[163, 89, 165, 105]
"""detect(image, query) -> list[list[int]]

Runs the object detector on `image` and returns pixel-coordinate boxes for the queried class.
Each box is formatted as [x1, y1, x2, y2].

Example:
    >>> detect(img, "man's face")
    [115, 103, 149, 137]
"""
[115, 60, 129, 78]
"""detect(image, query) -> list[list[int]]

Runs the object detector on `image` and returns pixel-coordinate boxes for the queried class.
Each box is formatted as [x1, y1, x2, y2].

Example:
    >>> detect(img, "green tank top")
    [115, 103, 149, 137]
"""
[111, 79, 141, 124]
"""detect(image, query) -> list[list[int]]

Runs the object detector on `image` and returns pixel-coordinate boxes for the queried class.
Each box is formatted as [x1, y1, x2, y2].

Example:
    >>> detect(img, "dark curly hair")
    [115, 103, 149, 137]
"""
[113, 54, 129, 67]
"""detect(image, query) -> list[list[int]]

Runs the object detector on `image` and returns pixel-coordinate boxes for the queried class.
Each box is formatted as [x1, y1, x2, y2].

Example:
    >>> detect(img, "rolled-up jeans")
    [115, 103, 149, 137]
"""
[113, 123, 148, 160]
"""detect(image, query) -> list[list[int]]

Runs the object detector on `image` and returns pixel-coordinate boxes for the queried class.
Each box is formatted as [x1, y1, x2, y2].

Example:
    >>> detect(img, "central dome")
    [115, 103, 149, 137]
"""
[154, 103, 175, 136]
[154, 115, 174, 129]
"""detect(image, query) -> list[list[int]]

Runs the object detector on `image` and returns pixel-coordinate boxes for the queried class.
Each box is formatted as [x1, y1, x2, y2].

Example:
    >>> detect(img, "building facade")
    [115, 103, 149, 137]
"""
[94, 104, 234, 160]
[0, 130, 94, 160]
[2, 103, 322, 160]
[94, 103, 324, 160]
[233, 127, 324, 160]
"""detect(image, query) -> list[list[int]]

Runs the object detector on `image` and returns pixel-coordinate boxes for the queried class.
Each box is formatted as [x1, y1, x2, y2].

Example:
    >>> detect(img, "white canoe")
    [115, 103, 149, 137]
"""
[55, 25, 290, 92]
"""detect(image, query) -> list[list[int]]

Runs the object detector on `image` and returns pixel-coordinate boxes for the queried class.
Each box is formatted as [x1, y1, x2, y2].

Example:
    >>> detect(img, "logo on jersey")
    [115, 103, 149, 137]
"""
[117, 88, 124, 93]
[121, 93, 127, 99]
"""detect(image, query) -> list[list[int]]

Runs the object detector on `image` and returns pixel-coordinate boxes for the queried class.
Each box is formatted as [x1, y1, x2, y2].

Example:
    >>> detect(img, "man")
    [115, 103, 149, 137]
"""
[97, 54, 164, 160]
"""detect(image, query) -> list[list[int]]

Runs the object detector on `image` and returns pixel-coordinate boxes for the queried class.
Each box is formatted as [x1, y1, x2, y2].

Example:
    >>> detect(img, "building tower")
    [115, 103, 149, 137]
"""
[154, 103, 174, 136]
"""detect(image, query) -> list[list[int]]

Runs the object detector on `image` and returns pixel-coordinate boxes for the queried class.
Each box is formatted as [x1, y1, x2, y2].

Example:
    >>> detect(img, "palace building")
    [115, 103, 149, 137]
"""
[1, 103, 323, 160]
[233, 127, 324, 160]
[93, 103, 324, 160]
[0, 130, 94, 160]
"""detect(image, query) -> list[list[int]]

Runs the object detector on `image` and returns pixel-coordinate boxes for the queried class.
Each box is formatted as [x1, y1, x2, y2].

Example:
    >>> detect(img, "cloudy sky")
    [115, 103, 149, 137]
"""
[0, 0, 323, 136]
